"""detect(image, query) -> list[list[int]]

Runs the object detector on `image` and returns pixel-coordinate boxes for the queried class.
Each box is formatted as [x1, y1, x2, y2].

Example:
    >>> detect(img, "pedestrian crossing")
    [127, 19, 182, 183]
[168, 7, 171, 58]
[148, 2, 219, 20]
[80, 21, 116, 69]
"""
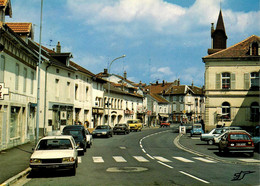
[90, 155, 218, 164]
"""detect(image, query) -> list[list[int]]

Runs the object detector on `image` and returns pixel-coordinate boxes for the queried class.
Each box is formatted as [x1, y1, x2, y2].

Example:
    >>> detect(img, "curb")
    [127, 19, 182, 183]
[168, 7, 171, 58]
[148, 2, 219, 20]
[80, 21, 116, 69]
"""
[0, 167, 31, 186]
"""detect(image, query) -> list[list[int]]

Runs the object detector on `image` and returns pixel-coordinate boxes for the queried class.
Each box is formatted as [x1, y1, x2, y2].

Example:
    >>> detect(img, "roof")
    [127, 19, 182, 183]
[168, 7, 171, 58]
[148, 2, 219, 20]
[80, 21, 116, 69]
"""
[203, 35, 260, 59]
[145, 82, 175, 94]
[213, 10, 227, 37]
[5, 22, 32, 34]
[150, 93, 169, 103]
[0, 0, 12, 17]
[41, 135, 74, 140]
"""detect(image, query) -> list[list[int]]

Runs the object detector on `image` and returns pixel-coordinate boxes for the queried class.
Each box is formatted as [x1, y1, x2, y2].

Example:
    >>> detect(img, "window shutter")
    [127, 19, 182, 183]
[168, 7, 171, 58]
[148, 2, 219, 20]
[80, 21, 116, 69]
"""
[231, 73, 236, 89]
[216, 73, 221, 89]
[244, 73, 250, 89]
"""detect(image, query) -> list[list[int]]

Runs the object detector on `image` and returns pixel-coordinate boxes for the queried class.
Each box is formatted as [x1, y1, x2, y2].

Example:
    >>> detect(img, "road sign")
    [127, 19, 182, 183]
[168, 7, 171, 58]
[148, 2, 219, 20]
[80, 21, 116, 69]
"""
[0, 83, 9, 100]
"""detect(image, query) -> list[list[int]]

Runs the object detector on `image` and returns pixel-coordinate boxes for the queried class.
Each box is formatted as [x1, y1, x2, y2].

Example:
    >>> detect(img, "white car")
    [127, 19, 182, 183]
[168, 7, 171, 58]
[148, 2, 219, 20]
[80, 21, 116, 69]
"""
[200, 128, 223, 145]
[85, 129, 93, 148]
[30, 135, 78, 175]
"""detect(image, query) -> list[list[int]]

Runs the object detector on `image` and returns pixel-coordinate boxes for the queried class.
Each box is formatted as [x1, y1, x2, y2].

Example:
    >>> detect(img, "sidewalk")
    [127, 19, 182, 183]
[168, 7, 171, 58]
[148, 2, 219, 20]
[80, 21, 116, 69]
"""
[0, 142, 35, 185]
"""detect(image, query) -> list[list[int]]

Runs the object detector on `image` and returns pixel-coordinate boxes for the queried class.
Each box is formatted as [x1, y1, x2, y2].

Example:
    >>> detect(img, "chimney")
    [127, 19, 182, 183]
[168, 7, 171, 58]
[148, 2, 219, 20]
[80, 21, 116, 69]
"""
[178, 79, 180, 86]
[162, 80, 165, 86]
[104, 69, 108, 74]
[124, 71, 127, 79]
[56, 41, 61, 53]
[191, 80, 194, 88]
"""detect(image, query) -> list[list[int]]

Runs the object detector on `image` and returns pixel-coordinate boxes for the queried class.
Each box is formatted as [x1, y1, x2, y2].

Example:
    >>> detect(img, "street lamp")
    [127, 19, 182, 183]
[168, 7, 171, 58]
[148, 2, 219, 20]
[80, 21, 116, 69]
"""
[107, 55, 126, 126]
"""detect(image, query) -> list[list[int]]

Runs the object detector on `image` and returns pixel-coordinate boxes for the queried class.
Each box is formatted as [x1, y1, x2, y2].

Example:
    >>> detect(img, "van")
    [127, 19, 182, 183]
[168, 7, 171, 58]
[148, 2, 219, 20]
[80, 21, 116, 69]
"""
[63, 125, 87, 155]
[127, 119, 143, 132]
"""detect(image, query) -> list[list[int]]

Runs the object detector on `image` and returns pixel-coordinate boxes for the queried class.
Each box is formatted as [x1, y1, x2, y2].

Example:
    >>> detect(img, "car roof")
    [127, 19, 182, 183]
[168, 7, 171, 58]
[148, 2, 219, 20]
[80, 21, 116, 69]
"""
[40, 135, 73, 140]
[63, 125, 85, 130]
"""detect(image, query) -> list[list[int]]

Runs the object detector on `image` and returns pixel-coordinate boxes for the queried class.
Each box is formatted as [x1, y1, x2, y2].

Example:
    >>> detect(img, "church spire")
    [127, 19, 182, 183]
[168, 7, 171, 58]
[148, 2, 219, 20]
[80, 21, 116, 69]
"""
[208, 10, 228, 55]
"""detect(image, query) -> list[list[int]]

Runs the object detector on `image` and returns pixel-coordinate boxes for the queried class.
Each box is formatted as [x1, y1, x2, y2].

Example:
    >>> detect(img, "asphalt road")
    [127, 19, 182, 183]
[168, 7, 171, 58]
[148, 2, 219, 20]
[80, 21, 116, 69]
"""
[15, 126, 260, 186]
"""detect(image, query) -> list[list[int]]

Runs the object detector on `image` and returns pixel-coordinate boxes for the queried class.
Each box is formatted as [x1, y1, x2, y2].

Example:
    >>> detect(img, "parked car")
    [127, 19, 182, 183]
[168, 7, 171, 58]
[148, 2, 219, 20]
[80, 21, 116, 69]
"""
[214, 128, 243, 144]
[190, 123, 204, 137]
[251, 126, 260, 152]
[127, 119, 143, 132]
[218, 130, 254, 157]
[62, 125, 87, 154]
[92, 125, 113, 138]
[30, 135, 78, 175]
[113, 123, 130, 134]
[85, 129, 93, 148]
[160, 120, 170, 127]
[200, 128, 223, 145]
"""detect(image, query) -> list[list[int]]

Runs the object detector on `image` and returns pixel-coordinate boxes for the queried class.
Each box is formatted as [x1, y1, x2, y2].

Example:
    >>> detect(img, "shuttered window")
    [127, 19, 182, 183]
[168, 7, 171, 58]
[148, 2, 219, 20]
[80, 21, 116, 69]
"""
[231, 73, 236, 89]
[216, 73, 220, 89]
[0, 55, 5, 82]
[244, 73, 250, 89]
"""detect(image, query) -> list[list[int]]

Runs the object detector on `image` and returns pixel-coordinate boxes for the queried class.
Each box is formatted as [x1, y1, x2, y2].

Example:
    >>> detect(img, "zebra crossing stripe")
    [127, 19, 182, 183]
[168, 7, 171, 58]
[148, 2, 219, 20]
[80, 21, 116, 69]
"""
[193, 157, 216, 163]
[173, 157, 194, 163]
[93, 156, 104, 163]
[238, 159, 260, 163]
[78, 157, 82, 163]
[113, 156, 127, 162]
[133, 156, 150, 162]
[153, 156, 172, 162]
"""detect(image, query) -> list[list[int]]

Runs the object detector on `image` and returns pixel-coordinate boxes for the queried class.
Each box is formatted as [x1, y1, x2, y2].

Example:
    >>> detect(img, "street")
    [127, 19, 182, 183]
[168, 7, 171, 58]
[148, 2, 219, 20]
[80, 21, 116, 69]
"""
[14, 126, 260, 186]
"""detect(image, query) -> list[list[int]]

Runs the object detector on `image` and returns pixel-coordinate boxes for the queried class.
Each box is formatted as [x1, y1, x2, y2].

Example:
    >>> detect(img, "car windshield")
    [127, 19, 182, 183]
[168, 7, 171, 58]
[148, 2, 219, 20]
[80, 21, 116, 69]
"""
[96, 126, 108, 129]
[229, 134, 250, 140]
[127, 120, 137, 124]
[36, 139, 73, 150]
[63, 130, 82, 139]
[213, 129, 223, 134]
[193, 125, 201, 128]
[115, 124, 125, 127]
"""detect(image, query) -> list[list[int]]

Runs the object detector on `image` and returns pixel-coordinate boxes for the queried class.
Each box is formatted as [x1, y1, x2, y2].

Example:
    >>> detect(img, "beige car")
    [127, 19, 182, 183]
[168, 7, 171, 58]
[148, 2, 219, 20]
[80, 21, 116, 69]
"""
[127, 119, 143, 132]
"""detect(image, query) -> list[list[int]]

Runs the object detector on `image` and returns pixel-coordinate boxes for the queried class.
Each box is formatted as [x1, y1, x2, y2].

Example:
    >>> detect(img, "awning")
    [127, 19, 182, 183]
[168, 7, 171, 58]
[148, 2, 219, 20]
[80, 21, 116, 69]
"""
[159, 114, 169, 118]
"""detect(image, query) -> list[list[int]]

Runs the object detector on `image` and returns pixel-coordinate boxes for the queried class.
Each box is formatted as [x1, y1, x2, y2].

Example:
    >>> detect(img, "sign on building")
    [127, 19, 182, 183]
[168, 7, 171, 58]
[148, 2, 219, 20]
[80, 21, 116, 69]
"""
[0, 83, 9, 100]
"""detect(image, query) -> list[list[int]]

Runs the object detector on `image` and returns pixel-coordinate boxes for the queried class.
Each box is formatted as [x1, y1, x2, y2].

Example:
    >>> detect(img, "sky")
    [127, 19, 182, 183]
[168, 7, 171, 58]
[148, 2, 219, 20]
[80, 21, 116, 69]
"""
[7, 0, 260, 87]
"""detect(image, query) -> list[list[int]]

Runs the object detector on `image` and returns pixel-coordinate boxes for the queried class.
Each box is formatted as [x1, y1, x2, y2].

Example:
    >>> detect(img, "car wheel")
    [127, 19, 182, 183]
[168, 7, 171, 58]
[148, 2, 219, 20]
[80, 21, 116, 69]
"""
[70, 164, 76, 176]
[208, 140, 214, 145]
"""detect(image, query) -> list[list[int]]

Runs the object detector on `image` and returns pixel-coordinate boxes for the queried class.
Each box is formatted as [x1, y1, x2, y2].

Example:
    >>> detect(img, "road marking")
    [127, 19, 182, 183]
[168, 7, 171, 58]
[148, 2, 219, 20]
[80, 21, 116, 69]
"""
[179, 171, 210, 184]
[157, 161, 173, 169]
[191, 137, 200, 140]
[153, 156, 172, 162]
[238, 159, 260, 163]
[133, 156, 150, 162]
[173, 157, 194, 163]
[120, 146, 126, 149]
[93, 156, 104, 163]
[113, 156, 127, 162]
[193, 157, 216, 163]
[78, 157, 82, 163]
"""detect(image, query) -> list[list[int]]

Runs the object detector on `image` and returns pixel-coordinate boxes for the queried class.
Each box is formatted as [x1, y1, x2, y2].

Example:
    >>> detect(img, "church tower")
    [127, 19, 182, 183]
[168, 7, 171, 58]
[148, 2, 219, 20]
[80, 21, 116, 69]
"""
[208, 10, 227, 55]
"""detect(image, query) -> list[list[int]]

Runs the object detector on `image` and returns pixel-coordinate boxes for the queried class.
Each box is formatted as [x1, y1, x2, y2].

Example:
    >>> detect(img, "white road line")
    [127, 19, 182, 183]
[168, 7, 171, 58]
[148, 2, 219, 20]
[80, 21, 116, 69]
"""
[173, 157, 194, 163]
[78, 157, 82, 163]
[191, 137, 200, 140]
[119, 146, 126, 149]
[238, 159, 260, 163]
[157, 161, 173, 169]
[93, 156, 104, 163]
[153, 156, 172, 162]
[133, 156, 150, 162]
[113, 156, 127, 162]
[193, 157, 216, 163]
[179, 171, 210, 184]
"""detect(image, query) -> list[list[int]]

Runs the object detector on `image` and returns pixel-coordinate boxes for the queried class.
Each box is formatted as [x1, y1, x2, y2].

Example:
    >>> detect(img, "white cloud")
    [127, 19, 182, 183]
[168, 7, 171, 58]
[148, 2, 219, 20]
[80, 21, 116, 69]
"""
[180, 67, 204, 86]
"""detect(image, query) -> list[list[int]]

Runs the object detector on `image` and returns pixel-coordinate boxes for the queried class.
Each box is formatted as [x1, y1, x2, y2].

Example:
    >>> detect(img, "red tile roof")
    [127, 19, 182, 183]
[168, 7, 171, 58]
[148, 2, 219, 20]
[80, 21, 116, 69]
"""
[150, 93, 169, 103]
[204, 35, 260, 59]
[6, 22, 32, 34]
[0, 0, 8, 6]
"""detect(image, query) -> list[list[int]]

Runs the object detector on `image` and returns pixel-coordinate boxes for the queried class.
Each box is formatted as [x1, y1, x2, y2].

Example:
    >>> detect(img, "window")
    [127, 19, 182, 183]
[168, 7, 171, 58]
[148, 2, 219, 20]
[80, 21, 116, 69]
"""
[85, 86, 89, 101]
[222, 73, 230, 89]
[222, 102, 230, 120]
[252, 42, 258, 56]
[250, 102, 259, 122]
[0, 55, 5, 82]
[23, 68, 27, 93]
[31, 71, 34, 94]
[75, 84, 78, 100]
[67, 82, 71, 98]
[55, 79, 59, 97]
[15, 64, 19, 90]
[56, 69, 59, 73]
[251, 72, 259, 88]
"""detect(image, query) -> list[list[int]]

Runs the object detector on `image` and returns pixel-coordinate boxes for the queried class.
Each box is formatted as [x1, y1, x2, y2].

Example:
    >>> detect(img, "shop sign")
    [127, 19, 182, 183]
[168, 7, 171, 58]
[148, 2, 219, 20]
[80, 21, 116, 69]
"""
[0, 83, 9, 100]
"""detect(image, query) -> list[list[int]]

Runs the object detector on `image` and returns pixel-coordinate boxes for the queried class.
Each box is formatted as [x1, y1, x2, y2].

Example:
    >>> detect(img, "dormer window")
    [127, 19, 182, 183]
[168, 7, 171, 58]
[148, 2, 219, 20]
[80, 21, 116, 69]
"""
[250, 42, 259, 56]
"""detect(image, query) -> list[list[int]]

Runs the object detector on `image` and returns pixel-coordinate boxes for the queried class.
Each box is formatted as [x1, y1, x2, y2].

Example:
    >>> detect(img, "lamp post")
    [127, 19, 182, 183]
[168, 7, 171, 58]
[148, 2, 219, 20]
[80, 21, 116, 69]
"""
[107, 55, 126, 126]
[36, 0, 43, 143]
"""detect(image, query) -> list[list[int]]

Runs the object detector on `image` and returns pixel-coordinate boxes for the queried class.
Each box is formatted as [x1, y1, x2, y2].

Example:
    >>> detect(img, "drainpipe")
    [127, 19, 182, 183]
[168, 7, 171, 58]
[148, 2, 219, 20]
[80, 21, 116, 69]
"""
[43, 62, 51, 136]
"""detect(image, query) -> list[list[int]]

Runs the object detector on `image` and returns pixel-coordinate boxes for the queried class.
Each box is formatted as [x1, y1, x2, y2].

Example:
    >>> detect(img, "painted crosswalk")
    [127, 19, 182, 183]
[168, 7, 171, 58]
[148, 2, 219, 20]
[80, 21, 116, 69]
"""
[90, 155, 258, 164]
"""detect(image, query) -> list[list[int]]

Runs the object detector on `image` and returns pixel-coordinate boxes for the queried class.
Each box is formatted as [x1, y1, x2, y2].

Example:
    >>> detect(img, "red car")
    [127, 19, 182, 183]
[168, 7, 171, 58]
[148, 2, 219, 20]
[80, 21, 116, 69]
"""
[160, 122, 170, 128]
[218, 131, 254, 157]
